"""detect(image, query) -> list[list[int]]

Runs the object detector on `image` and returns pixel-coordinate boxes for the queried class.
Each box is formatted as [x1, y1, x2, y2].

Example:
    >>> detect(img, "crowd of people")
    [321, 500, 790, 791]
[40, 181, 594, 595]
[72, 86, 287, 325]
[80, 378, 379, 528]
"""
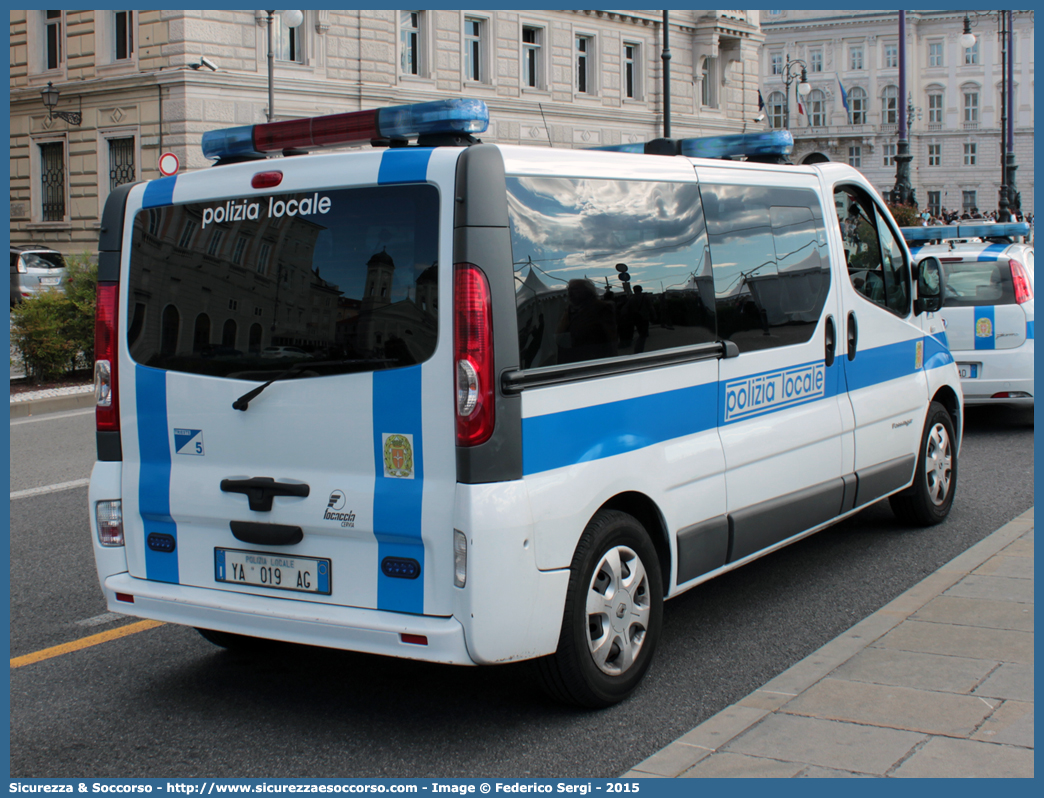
[917, 206, 1034, 231]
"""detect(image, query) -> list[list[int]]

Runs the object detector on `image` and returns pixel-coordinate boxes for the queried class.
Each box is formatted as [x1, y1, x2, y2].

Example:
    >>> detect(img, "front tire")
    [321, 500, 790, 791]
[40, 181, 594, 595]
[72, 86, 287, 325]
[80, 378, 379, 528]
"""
[890, 401, 957, 525]
[537, 510, 663, 708]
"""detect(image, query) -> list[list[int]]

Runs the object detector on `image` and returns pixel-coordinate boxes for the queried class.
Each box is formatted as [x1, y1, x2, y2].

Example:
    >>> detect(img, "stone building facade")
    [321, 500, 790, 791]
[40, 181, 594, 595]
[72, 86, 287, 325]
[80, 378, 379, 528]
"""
[759, 9, 1034, 216]
[10, 9, 764, 256]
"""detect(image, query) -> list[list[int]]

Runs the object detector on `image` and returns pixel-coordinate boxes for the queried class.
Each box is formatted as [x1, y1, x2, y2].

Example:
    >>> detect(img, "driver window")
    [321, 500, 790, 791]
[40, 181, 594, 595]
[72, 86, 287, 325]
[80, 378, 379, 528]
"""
[834, 186, 910, 316]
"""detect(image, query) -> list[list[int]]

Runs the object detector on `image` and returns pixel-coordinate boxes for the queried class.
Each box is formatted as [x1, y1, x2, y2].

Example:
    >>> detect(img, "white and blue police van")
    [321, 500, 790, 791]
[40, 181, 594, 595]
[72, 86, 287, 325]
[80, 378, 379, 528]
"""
[903, 223, 1033, 408]
[89, 99, 961, 707]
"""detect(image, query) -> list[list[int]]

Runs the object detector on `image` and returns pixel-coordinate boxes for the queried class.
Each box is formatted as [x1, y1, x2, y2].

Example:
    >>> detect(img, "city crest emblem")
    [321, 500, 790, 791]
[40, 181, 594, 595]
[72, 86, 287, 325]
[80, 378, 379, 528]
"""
[914, 340, 924, 370]
[382, 433, 415, 479]
[975, 318, 993, 338]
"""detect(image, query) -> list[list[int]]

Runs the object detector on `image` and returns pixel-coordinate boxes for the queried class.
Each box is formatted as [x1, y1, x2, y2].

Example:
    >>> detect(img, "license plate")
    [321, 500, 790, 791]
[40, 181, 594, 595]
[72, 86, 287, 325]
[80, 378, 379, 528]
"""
[215, 548, 331, 594]
[38, 277, 60, 286]
[957, 363, 979, 379]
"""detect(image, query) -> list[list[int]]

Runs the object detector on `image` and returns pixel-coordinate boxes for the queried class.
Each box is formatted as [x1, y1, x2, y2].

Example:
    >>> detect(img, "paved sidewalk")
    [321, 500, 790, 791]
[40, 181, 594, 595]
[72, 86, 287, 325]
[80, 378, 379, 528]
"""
[10, 385, 94, 418]
[624, 508, 1034, 779]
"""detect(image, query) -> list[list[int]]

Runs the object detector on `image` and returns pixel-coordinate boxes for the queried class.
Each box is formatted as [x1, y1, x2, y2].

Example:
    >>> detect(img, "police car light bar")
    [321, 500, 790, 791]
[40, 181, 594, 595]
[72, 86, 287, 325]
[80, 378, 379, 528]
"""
[202, 99, 489, 161]
[901, 222, 1030, 243]
[592, 130, 793, 160]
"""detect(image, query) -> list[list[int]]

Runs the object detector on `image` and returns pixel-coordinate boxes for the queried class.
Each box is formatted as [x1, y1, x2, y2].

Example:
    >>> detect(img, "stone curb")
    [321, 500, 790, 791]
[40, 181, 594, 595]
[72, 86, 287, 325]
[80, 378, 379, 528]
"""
[10, 391, 96, 418]
[622, 507, 1035, 778]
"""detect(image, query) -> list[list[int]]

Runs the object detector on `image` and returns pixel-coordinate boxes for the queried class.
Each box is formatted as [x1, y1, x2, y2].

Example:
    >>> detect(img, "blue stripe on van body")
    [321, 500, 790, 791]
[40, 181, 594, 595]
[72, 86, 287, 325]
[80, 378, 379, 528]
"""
[923, 333, 955, 370]
[842, 337, 922, 392]
[372, 366, 425, 615]
[136, 366, 180, 584]
[377, 148, 433, 185]
[974, 306, 996, 350]
[141, 177, 177, 208]
[522, 382, 718, 477]
[1027, 320, 1034, 339]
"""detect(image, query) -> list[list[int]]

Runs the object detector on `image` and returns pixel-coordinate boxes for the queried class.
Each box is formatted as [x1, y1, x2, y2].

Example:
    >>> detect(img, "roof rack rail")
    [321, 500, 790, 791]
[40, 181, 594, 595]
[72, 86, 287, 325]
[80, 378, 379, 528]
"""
[591, 130, 794, 163]
[901, 222, 1030, 244]
[202, 99, 489, 164]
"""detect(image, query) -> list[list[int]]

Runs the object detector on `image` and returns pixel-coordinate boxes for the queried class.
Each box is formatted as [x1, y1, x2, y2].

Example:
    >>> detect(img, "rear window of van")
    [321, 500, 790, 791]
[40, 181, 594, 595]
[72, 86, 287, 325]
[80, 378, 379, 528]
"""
[126, 184, 440, 379]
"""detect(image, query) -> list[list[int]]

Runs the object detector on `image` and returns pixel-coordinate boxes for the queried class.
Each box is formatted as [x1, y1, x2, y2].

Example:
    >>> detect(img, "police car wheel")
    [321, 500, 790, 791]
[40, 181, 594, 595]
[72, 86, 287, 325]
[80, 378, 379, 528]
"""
[889, 401, 957, 526]
[196, 627, 269, 651]
[537, 510, 663, 708]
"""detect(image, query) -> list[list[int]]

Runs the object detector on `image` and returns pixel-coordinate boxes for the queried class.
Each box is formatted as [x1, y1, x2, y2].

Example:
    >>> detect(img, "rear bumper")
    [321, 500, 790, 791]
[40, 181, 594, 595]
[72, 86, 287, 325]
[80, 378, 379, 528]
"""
[103, 572, 476, 664]
[954, 343, 1034, 406]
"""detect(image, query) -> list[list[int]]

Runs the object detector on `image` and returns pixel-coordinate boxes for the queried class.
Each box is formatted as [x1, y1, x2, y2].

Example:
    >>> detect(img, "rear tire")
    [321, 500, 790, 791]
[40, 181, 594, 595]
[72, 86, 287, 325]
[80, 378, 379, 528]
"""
[537, 510, 663, 708]
[889, 401, 957, 526]
[196, 627, 269, 651]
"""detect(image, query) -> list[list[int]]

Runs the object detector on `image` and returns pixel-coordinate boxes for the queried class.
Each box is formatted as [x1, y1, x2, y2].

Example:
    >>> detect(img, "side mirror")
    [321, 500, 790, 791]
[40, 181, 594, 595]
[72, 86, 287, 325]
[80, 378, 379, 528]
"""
[914, 256, 944, 315]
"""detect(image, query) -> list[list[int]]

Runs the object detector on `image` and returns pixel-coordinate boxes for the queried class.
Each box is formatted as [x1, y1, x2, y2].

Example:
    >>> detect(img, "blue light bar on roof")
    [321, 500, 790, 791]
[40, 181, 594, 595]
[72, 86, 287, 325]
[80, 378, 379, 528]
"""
[679, 130, 793, 160]
[201, 98, 489, 161]
[590, 142, 646, 154]
[901, 222, 1030, 243]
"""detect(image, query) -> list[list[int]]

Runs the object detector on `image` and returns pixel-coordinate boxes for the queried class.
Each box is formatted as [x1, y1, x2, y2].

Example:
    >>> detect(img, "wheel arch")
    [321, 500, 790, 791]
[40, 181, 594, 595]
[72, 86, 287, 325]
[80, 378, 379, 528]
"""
[597, 491, 671, 597]
[932, 385, 962, 448]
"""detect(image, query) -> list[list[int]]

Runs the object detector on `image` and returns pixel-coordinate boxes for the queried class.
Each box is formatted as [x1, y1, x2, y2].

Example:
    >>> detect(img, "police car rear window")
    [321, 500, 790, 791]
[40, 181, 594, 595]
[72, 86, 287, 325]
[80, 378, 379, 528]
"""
[940, 260, 1016, 308]
[126, 185, 440, 379]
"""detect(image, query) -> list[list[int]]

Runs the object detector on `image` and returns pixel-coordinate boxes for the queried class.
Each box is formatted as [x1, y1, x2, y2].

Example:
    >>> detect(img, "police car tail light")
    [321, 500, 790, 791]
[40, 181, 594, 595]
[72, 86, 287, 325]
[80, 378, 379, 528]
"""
[202, 99, 489, 160]
[454, 262, 494, 447]
[94, 282, 120, 432]
[96, 500, 124, 547]
[1010, 260, 1033, 304]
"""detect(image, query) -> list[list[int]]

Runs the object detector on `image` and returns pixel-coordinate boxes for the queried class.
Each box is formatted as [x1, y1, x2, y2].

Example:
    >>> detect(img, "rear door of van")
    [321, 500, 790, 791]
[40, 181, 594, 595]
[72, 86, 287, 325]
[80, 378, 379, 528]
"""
[116, 148, 461, 618]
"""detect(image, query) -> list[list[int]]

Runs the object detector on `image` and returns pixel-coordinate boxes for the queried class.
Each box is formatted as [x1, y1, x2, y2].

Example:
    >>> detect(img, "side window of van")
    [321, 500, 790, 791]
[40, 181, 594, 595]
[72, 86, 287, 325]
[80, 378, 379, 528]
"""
[702, 184, 830, 353]
[507, 177, 716, 370]
[834, 186, 910, 316]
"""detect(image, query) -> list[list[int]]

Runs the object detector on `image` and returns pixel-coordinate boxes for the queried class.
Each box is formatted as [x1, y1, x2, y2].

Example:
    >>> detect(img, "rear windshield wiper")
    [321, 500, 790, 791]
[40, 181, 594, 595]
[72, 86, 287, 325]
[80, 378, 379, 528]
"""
[232, 359, 394, 411]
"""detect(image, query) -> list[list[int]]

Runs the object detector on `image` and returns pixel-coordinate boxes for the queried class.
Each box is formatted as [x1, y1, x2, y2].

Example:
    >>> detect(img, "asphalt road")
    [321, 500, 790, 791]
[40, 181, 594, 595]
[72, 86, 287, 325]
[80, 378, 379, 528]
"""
[8, 404, 1034, 778]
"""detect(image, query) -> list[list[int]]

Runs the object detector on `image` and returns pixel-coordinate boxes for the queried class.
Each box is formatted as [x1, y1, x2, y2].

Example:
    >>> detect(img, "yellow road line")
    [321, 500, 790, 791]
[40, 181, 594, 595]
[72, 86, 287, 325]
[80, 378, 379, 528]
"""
[11, 620, 164, 669]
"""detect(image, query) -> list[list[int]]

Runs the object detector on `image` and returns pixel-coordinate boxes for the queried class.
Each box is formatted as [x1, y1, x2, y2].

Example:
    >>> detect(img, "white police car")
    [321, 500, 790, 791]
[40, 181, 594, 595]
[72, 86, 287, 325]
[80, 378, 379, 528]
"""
[88, 99, 962, 707]
[906, 223, 1033, 408]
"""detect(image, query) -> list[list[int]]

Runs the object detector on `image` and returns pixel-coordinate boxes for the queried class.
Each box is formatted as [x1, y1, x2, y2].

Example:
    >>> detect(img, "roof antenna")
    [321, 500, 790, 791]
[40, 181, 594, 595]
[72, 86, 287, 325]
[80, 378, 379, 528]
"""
[538, 103, 553, 148]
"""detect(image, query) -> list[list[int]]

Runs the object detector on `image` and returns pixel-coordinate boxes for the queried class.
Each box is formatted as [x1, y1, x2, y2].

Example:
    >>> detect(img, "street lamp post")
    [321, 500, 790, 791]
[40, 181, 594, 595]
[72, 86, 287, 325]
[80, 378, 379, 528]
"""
[780, 55, 810, 131]
[265, 9, 303, 123]
[962, 10, 1020, 219]
[890, 10, 915, 208]
[39, 81, 82, 125]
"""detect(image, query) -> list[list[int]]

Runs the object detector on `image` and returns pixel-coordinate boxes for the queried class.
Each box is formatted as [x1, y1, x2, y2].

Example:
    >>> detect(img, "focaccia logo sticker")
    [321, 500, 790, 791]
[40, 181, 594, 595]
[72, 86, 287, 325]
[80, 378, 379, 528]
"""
[975, 318, 993, 338]
[174, 428, 204, 456]
[382, 433, 415, 479]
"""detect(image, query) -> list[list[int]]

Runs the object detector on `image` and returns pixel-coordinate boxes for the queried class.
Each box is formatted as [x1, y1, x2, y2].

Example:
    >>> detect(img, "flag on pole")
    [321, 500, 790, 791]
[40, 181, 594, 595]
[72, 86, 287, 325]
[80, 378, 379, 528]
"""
[758, 89, 765, 111]
[836, 74, 849, 112]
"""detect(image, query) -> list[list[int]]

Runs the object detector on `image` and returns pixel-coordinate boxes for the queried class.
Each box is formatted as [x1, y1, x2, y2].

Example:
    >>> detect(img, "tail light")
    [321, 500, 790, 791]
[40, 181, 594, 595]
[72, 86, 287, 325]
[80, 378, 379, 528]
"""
[15, 256, 26, 274]
[96, 500, 124, 546]
[95, 282, 120, 432]
[454, 262, 494, 447]
[1009, 259, 1033, 304]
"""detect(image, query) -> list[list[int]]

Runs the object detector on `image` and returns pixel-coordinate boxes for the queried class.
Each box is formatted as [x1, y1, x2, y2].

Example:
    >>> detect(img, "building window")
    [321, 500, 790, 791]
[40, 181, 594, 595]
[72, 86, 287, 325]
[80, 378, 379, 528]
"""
[45, 10, 63, 71]
[882, 85, 899, 125]
[807, 89, 825, 127]
[770, 52, 782, 75]
[963, 190, 977, 213]
[114, 11, 134, 60]
[809, 48, 823, 72]
[227, 299, 238, 312]
[884, 44, 898, 69]
[275, 13, 304, 63]
[849, 87, 867, 124]
[927, 191, 941, 216]
[39, 141, 65, 222]
[147, 209, 161, 236]
[883, 143, 896, 166]
[767, 91, 785, 129]
[400, 11, 422, 75]
[929, 41, 943, 67]
[232, 236, 248, 265]
[928, 143, 941, 166]
[963, 90, 979, 124]
[701, 57, 717, 107]
[522, 26, 542, 89]
[257, 242, 271, 274]
[576, 35, 593, 94]
[107, 137, 135, 192]
[177, 220, 197, 249]
[850, 45, 863, 70]
[928, 92, 944, 125]
[623, 43, 639, 99]
[848, 146, 861, 167]
[464, 17, 485, 82]
[207, 230, 224, 257]
[964, 39, 979, 65]
[964, 143, 977, 166]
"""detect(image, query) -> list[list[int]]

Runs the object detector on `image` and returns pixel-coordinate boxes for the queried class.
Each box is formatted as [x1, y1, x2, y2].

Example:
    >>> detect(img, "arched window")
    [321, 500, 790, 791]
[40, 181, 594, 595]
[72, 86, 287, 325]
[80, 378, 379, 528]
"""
[192, 313, 211, 353]
[807, 89, 826, 127]
[881, 85, 899, 125]
[222, 319, 237, 349]
[160, 305, 180, 356]
[849, 87, 867, 124]
[767, 91, 786, 129]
